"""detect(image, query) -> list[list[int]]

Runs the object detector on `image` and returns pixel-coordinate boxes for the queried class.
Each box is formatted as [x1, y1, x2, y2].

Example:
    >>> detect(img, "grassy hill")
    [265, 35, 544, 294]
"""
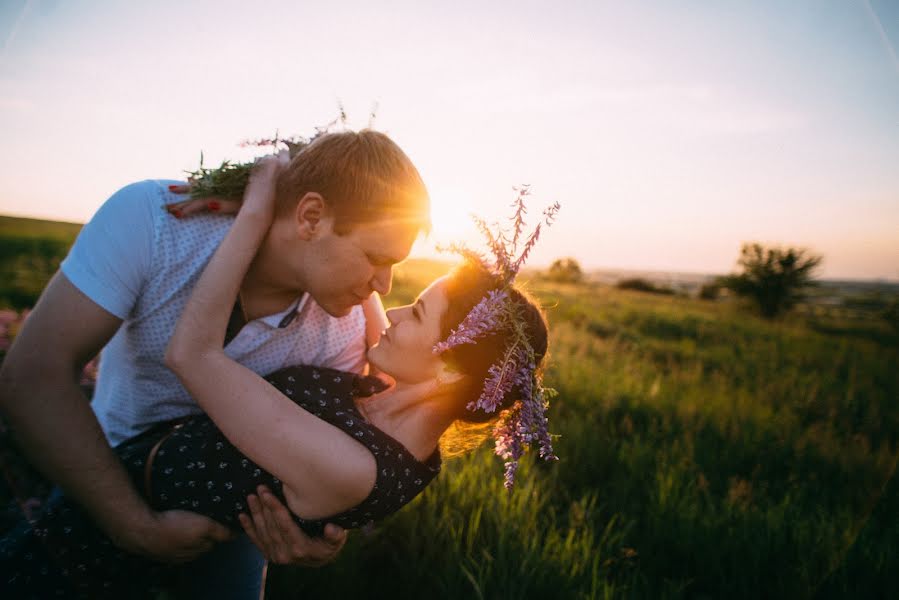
[270, 279, 898, 598]
[1, 214, 897, 598]
[0, 215, 83, 241]
[0, 215, 83, 309]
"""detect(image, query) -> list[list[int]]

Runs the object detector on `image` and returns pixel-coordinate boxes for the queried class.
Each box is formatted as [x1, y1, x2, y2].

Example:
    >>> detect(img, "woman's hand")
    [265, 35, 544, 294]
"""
[238, 151, 288, 223]
[165, 151, 288, 220]
[165, 191, 242, 219]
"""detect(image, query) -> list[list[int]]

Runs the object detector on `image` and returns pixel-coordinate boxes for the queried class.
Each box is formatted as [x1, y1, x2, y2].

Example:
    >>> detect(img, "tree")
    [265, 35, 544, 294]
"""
[719, 243, 822, 319]
[616, 278, 674, 295]
[546, 257, 584, 283]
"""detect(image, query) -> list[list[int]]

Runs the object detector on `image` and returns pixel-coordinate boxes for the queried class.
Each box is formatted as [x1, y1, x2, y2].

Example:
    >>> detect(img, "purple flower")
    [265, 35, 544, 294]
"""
[433, 290, 509, 355]
[433, 190, 561, 490]
[474, 216, 514, 277]
[468, 351, 519, 413]
[487, 363, 557, 489]
[508, 185, 530, 254]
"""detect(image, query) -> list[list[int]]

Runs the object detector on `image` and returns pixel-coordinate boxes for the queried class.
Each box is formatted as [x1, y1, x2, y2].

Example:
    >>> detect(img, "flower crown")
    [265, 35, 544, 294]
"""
[432, 186, 560, 489]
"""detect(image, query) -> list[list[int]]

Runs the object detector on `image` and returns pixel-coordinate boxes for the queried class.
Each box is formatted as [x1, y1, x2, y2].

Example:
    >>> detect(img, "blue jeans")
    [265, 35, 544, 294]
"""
[175, 534, 266, 600]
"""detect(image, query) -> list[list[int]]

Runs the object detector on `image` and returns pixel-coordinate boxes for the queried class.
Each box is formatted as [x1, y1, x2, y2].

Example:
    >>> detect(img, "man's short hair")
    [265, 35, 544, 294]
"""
[276, 130, 431, 234]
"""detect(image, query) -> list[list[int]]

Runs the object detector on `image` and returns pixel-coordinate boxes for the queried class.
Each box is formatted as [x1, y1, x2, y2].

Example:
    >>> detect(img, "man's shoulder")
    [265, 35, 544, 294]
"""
[107, 178, 177, 206]
[85, 179, 180, 233]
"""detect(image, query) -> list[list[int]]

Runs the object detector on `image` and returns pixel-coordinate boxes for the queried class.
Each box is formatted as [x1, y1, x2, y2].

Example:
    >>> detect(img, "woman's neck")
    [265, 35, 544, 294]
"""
[356, 382, 455, 462]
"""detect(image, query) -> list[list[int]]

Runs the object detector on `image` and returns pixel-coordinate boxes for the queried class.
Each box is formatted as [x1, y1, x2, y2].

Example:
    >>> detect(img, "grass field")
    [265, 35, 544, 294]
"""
[267, 262, 898, 599]
[0, 216, 82, 309]
[1, 217, 897, 598]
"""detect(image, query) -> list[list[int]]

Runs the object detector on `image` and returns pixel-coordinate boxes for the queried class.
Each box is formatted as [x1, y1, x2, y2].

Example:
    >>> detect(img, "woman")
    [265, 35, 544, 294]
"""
[0, 156, 554, 598]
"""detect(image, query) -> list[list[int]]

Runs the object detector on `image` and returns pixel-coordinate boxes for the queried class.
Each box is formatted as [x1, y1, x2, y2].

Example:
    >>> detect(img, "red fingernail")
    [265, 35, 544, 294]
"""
[168, 185, 179, 191]
[207, 201, 220, 211]
[171, 208, 182, 218]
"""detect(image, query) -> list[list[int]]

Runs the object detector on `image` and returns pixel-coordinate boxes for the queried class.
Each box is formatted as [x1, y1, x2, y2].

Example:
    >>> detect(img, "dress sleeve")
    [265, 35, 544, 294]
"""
[60, 180, 159, 319]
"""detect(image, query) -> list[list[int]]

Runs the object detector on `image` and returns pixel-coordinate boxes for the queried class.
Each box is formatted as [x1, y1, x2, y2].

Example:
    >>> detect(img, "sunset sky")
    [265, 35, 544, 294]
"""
[1, 0, 897, 280]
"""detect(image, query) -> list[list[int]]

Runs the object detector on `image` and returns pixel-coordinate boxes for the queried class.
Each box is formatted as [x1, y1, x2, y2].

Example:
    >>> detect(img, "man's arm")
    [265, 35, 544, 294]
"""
[0, 272, 230, 561]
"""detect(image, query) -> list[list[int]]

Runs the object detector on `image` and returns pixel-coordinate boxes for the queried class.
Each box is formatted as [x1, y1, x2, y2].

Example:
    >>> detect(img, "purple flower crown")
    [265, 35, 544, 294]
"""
[432, 186, 560, 489]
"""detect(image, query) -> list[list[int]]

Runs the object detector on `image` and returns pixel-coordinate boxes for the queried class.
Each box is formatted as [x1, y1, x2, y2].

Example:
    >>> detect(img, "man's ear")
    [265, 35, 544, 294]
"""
[294, 192, 329, 239]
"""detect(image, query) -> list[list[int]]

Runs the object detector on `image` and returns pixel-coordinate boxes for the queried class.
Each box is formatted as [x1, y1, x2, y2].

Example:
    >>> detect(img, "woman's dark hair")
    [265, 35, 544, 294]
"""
[439, 260, 549, 424]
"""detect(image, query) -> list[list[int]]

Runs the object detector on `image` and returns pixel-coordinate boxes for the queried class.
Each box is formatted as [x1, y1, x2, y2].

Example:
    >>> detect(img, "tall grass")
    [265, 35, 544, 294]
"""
[269, 273, 898, 599]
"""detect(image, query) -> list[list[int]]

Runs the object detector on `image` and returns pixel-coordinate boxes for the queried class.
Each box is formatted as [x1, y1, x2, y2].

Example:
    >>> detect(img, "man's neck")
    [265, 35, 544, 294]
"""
[237, 288, 300, 322]
[239, 254, 303, 322]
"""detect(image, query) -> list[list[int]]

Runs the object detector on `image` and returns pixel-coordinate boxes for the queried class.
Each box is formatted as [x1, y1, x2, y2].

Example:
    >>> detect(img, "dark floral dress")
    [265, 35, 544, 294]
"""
[0, 365, 441, 599]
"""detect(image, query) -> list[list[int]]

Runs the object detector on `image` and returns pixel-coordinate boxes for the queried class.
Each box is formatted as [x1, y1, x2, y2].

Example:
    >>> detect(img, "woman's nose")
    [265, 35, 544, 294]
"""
[386, 308, 399, 325]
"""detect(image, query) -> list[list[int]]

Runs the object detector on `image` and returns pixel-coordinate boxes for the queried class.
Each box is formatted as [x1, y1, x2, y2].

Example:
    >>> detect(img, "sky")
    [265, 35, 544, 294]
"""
[0, 0, 897, 280]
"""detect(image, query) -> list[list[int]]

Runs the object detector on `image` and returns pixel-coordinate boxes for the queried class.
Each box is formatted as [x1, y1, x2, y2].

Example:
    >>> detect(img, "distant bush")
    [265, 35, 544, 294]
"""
[616, 278, 675, 295]
[0, 236, 72, 309]
[843, 293, 893, 313]
[698, 281, 721, 300]
[719, 243, 822, 319]
[546, 257, 584, 283]
[883, 298, 899, 334]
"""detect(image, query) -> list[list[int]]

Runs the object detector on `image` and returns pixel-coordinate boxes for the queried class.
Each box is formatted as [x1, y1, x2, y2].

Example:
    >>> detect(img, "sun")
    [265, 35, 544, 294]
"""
[428, 188, 479, 239]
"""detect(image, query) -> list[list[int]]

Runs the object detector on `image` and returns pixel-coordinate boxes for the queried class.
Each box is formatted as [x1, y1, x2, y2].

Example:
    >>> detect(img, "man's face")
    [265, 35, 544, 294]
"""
[301, 217, 419, 317]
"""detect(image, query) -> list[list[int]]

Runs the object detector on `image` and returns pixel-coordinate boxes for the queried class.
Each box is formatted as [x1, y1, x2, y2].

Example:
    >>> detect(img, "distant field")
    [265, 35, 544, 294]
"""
[0, 213, 894, 311]
[1, 214, 897, 599]
[0, 215, 83, 309]
[0, 215, 83, 241]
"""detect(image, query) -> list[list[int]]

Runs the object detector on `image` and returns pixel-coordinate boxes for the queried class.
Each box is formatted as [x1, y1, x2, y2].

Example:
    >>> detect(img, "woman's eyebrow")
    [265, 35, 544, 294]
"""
[416, 298, 428, 316]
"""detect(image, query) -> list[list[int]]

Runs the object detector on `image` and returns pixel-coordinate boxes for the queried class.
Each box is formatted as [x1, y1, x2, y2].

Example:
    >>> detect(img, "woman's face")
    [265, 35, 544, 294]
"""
[367, 276, 450, 384]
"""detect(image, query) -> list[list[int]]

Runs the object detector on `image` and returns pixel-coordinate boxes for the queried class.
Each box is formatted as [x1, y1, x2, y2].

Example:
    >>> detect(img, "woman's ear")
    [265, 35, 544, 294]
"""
[436, 364, 467, 388]
[294, 192, 329, 239]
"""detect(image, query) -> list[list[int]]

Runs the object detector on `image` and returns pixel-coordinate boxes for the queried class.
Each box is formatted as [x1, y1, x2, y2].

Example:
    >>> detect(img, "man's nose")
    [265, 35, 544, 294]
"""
[371, 265, 392, 296]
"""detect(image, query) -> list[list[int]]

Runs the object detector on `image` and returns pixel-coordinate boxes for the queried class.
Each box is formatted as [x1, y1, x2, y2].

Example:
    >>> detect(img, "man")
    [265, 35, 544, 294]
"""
[0, 130, 430, 597]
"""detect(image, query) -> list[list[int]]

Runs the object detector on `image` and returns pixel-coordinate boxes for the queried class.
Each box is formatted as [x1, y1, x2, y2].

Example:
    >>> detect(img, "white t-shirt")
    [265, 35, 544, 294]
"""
[61, 180, 367, 446]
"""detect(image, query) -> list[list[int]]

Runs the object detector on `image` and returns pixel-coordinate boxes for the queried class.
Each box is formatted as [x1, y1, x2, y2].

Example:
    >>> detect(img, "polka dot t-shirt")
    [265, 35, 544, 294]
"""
[61, 179, 368, 447]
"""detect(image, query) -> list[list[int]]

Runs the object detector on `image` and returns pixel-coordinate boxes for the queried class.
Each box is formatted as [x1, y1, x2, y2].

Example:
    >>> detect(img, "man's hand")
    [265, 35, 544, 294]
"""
[238, 485, 347, 566]
[115, 509, 234, 564]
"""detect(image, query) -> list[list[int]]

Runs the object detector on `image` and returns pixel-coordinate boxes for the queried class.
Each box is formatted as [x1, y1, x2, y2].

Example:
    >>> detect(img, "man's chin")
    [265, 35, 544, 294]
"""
[321, 303, 355, 318]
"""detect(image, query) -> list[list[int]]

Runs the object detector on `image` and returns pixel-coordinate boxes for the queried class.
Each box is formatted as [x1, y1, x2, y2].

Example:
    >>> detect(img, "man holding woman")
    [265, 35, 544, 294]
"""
[0, 130, 431, 597]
